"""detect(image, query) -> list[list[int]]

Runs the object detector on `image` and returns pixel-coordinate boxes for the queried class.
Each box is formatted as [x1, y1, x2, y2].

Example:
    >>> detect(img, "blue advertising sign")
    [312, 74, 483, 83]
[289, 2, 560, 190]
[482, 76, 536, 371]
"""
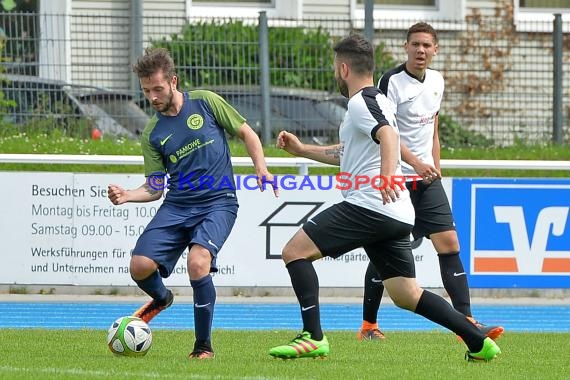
[452, 178, 570, 288]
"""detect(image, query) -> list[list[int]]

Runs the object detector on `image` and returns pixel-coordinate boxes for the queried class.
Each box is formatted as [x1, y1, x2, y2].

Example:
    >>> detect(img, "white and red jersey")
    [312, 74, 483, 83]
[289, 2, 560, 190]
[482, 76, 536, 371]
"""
[378, 63, 444, 178]
[338, 86, 415, 225]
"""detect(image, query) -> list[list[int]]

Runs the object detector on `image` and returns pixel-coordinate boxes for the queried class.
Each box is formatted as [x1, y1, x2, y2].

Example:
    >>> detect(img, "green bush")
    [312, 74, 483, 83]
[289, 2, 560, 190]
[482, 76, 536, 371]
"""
[0, 87, 16, 121]
[151, 20, 396, 92]
[375, 41, 398, 77]
[151, 20, 330, 90]
[438, 114, 493, 148]
[0, 41, 17, 128]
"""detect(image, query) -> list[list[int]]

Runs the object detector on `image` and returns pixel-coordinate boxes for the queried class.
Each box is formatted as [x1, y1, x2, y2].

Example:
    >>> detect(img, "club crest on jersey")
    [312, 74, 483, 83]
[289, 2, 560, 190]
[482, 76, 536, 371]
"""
[187, 114, 204, 130]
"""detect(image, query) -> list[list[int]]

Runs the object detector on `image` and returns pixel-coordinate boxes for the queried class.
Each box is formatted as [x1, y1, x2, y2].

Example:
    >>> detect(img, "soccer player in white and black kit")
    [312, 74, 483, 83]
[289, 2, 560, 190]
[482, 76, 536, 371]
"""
[269, 33, 501, 361]
[357, 22, 504, 342]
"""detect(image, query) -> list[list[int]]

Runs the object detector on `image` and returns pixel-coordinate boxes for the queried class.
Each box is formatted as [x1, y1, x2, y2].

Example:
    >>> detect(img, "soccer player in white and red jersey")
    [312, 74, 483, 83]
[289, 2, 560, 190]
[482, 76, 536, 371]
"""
[356, 22, 504, 342]
[269, 32, 501, 362]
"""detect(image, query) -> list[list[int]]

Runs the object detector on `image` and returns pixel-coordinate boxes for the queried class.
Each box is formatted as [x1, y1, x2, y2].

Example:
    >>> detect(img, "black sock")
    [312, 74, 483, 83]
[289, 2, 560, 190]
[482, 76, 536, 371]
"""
[191, 275, 216, 349]
[133, 271, 169, 301]
[439, 252, 472, 316]
[286, 259, 323, 341]
[362, 261, 384, 324]
[414, 290, 484, 352]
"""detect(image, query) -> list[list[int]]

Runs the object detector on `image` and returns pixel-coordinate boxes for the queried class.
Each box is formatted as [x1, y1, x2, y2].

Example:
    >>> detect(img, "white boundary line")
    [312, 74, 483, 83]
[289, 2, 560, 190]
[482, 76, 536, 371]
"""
[0, 365, 271, 380]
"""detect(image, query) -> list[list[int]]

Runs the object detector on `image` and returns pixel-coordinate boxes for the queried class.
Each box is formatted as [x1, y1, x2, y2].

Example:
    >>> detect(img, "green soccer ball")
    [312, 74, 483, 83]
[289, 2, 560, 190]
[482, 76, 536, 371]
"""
[107, 316, 152, 357]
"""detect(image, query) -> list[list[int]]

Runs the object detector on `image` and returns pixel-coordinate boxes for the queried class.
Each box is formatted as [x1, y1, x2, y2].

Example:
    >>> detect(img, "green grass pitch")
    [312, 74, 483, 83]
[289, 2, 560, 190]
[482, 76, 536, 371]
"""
[0, 329, 569, 379]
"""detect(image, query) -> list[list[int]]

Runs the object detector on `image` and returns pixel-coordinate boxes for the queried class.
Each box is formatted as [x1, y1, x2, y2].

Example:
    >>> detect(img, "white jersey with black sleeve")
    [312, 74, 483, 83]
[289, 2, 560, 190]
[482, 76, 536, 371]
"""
[338, 86, 415, 225]
[378, 63, 444, 179]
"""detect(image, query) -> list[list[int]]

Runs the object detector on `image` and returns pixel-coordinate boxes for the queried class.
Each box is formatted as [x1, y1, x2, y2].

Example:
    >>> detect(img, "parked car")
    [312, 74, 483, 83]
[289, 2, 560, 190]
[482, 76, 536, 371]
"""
[217, 86, 346, 145]
[0, 74, 150, 139]
[69, 86, 150, 138]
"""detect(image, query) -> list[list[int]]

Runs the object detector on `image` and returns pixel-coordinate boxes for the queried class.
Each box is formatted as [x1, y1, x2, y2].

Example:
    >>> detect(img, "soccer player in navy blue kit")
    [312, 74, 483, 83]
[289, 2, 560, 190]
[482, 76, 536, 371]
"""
[108, 47, 278, 359]
[269, 33, 501, 362]
[357, 22, 504, 342]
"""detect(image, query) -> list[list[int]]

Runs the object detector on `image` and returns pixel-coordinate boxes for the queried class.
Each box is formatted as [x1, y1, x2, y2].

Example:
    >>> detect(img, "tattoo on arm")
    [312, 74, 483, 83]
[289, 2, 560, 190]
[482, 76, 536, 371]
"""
[143, 182, 161, 196]
[324, 147, 340, 159]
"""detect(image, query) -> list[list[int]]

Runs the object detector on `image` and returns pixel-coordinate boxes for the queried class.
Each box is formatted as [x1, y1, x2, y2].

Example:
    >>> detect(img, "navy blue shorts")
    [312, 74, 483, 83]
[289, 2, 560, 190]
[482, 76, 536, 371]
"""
[133, 201, 238, 277]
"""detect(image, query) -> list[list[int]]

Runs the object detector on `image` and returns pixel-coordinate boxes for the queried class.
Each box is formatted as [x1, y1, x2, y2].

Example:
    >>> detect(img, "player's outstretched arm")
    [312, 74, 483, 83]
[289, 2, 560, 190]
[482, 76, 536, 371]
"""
[108, 182, 164, 205]
[276, 130, 340, 166]
[236, 123, 279, 197]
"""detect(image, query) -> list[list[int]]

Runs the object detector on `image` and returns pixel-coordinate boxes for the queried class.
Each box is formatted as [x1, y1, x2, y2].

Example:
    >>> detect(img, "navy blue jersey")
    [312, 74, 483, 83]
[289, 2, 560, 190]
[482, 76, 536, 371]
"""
[140, 90, 245, 206]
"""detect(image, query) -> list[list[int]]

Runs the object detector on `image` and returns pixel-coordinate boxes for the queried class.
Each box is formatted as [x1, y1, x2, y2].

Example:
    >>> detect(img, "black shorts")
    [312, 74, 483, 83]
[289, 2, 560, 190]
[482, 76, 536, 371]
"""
[406, 178, 455, 240]
[302, 201, 416, 280]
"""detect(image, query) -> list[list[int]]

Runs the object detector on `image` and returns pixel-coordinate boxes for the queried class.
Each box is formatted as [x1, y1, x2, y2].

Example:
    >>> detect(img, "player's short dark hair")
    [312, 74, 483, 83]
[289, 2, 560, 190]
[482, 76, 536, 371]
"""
[333, 33, 375, 75]
[407, 22, 438, 44]
[132, 47, 177, 81]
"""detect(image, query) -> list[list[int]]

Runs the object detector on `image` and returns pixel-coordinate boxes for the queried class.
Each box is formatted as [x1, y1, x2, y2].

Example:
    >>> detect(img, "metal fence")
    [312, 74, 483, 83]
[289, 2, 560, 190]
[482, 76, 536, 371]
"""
[0, 11, 568, 146]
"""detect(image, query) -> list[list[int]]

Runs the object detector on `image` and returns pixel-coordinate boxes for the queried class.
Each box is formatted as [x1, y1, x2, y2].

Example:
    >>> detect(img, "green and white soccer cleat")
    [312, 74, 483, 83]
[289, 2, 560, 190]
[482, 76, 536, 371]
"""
[465, 337, 502, 362]
[269, 331, 329, 359]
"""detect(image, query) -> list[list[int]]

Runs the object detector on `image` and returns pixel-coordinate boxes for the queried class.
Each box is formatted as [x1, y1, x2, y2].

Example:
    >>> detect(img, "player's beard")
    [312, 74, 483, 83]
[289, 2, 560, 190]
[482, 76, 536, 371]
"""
[336, 77, 349, 98]
[153, 88, 174, 113]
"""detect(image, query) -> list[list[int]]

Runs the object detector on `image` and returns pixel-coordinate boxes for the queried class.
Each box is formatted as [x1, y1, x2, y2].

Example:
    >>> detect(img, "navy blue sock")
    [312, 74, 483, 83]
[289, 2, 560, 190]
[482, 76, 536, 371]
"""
[133, 271, 169, 301]
[191, 275, 216, 350]
[439, 252, 472, 316]
[363, 261, 384, 324]
[286, 259, 323, 341]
